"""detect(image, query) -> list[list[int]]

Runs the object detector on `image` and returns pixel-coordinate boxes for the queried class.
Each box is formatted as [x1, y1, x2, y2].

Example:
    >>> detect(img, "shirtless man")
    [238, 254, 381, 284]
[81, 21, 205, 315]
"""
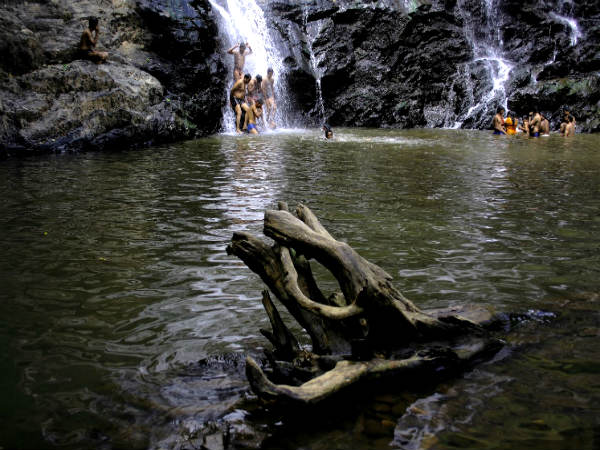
[529, 109, 542, 137]
[493, 107, 506, 135]
[227, 42, 252, 81]
[246, 74, 263, 105]
[262, 67, 277, 127]
[245, 99, 264, 135]
[519, 116, 529, 134]
[230, 73, 251, 133]
[79, 17, 108, 63]
[564, 116, 575, 137]
[560, 109, 576, 134]
[540, 113, 550, 136]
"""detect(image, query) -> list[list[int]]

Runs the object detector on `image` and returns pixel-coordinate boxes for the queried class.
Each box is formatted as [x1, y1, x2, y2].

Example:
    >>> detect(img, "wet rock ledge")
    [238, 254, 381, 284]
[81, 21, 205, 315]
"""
[0, 0, 226, 157]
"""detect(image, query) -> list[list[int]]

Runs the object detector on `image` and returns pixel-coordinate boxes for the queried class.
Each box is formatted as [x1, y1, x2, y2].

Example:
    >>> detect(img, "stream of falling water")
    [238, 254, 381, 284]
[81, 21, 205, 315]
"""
[302, 3, 326, 121]
[208, 0, 291, 132]
[450, 0, 513, 128]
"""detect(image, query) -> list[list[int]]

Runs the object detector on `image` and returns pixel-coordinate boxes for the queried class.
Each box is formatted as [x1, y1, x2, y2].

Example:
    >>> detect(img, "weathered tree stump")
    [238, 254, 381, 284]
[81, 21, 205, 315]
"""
[226, 202, 503, 404]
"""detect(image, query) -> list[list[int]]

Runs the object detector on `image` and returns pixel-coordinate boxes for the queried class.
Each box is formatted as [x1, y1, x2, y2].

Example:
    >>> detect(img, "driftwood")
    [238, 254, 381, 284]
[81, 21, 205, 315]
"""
[227, 202, 503, 404]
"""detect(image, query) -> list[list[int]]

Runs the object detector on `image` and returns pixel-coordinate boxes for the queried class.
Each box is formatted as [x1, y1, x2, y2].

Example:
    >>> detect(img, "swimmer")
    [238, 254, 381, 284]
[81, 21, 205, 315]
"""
[505, 111, 518, 135]
[230, 73, 251, 133]
[227, 42, 252, 81]
[493, 107, 506, 134]
[519, 116, 529, 134]
[322, 124, 333, 139]
[529, 109, 542, 137]
[540, 113, 550, 136]
[79, 17, 108, 63]
[564, 116, 575, 137]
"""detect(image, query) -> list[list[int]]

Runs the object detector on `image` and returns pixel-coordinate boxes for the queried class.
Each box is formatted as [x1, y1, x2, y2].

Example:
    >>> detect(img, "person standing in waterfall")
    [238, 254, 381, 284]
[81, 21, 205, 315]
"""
[262, 68, 277, 128]
[228, 42, 252, 81]
[230, 73, 251, 133]
[247, 74, 263, 105]
[493, 107, 506, 135]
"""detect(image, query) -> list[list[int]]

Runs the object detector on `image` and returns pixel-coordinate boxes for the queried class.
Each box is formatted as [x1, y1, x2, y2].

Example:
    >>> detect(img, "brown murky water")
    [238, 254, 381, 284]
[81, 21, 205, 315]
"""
[1, 129, 599, 449]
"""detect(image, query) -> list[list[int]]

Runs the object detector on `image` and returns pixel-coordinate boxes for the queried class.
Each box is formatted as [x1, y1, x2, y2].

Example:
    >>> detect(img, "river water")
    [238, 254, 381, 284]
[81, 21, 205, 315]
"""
[1, 129, 599, 450]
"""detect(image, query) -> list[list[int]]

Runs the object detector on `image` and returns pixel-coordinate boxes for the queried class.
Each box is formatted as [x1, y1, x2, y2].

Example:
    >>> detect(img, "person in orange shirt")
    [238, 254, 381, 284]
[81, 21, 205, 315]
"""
[504, 111, 518, 135]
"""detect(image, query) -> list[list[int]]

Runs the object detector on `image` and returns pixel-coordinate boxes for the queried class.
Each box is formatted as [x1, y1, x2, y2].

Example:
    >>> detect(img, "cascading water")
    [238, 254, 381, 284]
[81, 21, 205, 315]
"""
[449, 0, 513, 128]
[208, 0, 291, 132]
[302, 3, 326, 121]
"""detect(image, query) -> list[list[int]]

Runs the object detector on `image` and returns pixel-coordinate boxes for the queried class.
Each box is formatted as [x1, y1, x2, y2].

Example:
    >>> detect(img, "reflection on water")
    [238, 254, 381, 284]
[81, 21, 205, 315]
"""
[1, 129, 600, 449]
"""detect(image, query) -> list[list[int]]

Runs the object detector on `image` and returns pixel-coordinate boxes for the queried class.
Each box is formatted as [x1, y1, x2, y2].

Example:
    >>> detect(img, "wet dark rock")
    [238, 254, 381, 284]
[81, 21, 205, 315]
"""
[267, 0, 600, 132]
[0, 0, 225, 156]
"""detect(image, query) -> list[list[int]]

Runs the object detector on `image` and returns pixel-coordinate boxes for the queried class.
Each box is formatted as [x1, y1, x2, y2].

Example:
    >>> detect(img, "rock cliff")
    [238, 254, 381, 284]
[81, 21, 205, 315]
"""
[0, 0, 225, 157]
[266, 0, 600, 132]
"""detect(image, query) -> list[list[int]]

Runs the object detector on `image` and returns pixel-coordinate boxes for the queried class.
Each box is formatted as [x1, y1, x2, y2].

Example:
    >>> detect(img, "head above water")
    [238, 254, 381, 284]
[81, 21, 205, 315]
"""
[255, 74, 262, 84]
[243, 73, 251, 83]
[89, 16, 99, 30]
[267, 67, 274, 75]
[322, 124, 333, 139]
[239, 42, 246, 51]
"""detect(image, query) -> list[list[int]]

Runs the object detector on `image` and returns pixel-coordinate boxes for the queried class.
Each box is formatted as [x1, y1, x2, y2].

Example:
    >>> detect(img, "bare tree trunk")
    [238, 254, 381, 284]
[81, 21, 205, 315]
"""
[227, 203, 502, 404]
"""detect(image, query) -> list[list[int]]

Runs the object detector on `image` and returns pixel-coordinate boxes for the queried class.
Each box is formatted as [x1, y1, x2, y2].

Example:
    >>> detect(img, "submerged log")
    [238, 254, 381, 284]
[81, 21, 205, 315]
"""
[227, 203, 503, 404]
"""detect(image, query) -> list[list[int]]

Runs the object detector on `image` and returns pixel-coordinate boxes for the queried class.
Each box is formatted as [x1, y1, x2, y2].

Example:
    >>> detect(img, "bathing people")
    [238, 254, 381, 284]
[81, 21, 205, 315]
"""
[247, 74, 263, 105]
[504, 111, 518, 135]
[519, 116, 529, 134]
[246, 99, 264, 134]
[493, 107, 506, 134]
[323, 124, 333, 139]
[230, 73, 251, 133]
[540, 113, 550, 136]
[262, 68, 277, 127]
[560, 109, 576, 134]
[227, 42, 252, 81]
[79, 17, 108, 63]
[564, 116, 575, 137]
[529, 109, 542, 137]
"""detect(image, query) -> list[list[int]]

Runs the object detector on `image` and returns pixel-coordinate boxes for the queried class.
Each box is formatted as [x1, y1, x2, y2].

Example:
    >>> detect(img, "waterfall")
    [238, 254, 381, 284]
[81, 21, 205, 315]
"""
[302, 3, 326, 121]
[208, 0, 290, 132]
[450, 0, 513, 128]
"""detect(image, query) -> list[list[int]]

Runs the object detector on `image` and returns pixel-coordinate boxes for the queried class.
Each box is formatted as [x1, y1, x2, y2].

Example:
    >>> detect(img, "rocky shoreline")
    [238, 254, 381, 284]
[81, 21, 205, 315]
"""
[1, 0, 598, 158]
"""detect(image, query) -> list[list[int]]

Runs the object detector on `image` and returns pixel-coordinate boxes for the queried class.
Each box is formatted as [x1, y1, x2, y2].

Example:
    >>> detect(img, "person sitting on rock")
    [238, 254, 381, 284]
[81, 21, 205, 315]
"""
[230, 73, 251, 133]
[492, 107, 506, 135]
[79, 17, 108, 64]
[227, 42, 252, 81]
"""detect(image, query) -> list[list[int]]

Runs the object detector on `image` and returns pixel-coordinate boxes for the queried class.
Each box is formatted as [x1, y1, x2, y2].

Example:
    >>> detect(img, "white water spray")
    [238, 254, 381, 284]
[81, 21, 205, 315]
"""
[208, 0, 290, 132]
[302, 4, 326, 121]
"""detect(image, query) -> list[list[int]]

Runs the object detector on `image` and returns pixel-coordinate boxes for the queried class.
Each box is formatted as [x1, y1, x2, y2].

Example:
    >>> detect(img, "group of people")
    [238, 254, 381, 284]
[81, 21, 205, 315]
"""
[228, 42, 277, 134]
[493, 107, 576, 137]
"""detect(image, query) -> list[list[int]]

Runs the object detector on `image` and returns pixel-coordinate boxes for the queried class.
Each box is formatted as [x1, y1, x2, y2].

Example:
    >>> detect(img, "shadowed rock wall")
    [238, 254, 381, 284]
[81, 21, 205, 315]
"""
[266, 0, 600, 131]
[0, 0, 226, 157]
